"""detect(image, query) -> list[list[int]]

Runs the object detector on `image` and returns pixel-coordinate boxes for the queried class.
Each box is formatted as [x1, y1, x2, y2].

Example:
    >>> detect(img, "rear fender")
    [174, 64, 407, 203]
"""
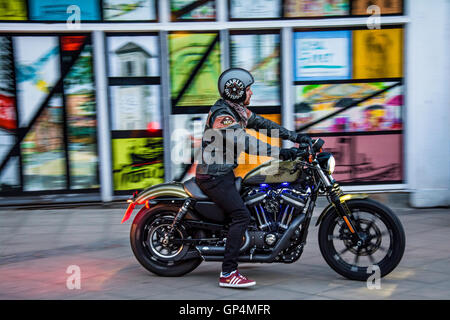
[121, 182, 189, 224]
[315, 194, 368, 227]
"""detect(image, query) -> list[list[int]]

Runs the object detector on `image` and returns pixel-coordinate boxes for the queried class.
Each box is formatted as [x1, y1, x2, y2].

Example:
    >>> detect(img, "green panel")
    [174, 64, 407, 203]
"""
[169, 32, 221, 108]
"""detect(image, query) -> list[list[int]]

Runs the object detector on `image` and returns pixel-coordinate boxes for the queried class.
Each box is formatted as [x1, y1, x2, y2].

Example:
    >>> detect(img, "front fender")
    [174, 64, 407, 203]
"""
[121, 182, 189, 224]
[315, 193, 368, 227]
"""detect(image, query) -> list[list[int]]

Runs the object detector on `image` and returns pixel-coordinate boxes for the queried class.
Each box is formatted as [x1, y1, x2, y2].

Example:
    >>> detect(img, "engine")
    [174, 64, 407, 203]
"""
[244, 184, 310, 234]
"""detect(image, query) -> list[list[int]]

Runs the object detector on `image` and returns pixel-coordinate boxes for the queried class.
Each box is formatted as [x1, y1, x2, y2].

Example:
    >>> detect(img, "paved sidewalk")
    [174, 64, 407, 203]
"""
[0, 194, 449, 300]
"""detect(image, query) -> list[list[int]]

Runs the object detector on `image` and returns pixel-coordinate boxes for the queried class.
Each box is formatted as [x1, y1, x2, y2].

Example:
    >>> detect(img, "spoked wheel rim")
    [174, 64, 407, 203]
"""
[328, 209, 394, 272]
[148, 223, 184, 259]
[143, 215, 186, 262]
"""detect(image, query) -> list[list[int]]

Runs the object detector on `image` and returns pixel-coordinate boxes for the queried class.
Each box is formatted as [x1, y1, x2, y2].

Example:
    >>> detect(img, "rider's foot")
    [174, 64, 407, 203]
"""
[219, 270, 256, 288]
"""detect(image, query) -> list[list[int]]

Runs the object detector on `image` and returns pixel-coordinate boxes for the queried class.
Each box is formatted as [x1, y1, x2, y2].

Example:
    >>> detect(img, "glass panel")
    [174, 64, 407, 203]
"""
[0, 131, 14, 164]
[28, 0, 100, 21]
[63, 39, 99, 190]
[284, 0, 349, 17]
[110, 85, 161, 131]
[169, 32, 221, 108]
[0, 36, 17, 167]
[230, 32, 280, 106]
[170, 0, 216, 21]
[112, 137, 164, 191]
[230, 0, 281, 19]
[353, 28, 403, 79]
[21, 95, 66, 191]
[316, 134, 402, 183]
[0, 157, 20, 192]
[107, 35, 160, 77]
[103, 0, 157, 21]
[0, 0, 27, 21]
[294, 82, 403, 133]
[169, 114, 207, 181]
[293, 30, 352, 81]
[14, 36, 60, 128]
[351, 0, 403, 15]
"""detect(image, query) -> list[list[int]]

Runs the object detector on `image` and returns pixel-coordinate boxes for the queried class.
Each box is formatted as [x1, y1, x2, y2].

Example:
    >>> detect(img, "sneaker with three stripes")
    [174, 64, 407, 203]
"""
[219, 270, 256, 288]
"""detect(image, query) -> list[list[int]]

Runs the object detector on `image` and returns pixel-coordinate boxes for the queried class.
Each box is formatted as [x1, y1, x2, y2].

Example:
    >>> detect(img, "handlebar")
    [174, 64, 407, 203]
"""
[312, 138, 325, 153]
[295, 138, 325, 162]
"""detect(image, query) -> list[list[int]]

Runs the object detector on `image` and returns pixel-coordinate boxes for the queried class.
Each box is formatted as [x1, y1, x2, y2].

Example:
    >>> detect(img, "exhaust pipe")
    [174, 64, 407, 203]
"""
[195, 230, 251, 256]
[200, 213, 306, 263]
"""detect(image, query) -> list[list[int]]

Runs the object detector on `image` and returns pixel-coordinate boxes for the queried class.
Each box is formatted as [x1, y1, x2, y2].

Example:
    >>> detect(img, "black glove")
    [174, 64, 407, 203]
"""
[294, 134, 312, 145]
[279, 148, 298, 161]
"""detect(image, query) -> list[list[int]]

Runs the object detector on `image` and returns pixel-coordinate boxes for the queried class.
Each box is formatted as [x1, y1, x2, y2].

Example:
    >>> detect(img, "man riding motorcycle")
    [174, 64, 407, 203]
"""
[195, 68, 312, 288]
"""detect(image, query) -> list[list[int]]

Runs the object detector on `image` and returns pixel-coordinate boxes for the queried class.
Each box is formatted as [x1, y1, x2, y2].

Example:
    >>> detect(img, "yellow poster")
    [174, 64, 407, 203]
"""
[112, 137, 164, 191]
[353, 28, 403, 79]
[0, 0, 27, 20]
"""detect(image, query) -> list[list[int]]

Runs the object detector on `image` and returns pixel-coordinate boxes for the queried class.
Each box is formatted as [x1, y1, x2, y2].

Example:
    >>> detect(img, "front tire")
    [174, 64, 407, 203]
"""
[318, 199, 405, 281]
[130, 204, 202, 277]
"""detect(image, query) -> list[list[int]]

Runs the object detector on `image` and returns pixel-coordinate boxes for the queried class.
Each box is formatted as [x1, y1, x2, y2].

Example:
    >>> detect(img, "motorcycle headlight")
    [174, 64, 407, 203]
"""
[317, 152, 335, 174]
[327, 156, 336, 174]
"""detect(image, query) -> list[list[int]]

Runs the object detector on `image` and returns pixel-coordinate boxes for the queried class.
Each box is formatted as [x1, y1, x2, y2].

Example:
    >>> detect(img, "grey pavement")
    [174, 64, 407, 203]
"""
[0, 193, 449, 300]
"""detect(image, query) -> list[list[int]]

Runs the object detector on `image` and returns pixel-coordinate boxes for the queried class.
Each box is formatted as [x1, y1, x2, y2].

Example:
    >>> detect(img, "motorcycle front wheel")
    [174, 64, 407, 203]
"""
[130, 204, 202, 277]
[318, 198, 405, 281]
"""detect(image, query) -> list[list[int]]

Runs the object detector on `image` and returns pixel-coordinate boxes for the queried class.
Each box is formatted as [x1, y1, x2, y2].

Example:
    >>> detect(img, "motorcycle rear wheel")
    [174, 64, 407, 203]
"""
[318, 199, 405, 281]
[130, 204, 202, 277]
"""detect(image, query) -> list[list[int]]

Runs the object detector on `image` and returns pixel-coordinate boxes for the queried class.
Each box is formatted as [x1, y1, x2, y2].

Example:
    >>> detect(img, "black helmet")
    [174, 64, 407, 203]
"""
[218, 68, 254, 103]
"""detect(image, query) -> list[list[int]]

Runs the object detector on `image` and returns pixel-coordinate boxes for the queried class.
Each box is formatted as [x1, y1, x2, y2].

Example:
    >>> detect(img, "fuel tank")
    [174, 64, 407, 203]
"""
[242, 159, 301, 185]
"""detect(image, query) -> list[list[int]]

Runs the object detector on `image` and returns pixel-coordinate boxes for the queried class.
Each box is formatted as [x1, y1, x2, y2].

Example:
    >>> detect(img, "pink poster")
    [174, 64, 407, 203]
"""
[317, 134, 402, 183]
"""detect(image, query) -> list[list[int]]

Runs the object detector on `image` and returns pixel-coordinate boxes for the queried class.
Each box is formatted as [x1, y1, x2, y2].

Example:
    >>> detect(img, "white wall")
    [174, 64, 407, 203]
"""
[406, 0, 450, 207]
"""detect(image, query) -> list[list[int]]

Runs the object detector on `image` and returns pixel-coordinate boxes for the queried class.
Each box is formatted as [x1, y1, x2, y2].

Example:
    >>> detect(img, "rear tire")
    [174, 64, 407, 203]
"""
[318, 199, 405, 281]
[130, 204, 202, 277]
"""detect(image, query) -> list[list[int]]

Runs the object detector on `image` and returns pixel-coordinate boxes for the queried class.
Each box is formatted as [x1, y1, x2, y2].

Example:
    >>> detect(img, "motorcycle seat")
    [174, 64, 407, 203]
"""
[183, 177, 242, 200]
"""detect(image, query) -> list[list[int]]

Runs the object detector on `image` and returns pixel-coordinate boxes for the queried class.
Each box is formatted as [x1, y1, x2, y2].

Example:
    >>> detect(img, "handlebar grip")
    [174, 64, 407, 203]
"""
[312, 138, 325, 152]
[295, 148, 308, 157]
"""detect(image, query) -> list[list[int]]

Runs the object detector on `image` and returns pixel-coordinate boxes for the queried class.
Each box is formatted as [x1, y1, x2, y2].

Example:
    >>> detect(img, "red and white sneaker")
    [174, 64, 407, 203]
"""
[219, 270, 256, 288]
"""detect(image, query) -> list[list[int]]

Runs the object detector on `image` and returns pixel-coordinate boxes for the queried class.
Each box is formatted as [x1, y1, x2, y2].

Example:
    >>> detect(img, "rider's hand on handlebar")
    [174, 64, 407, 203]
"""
[296, 138, 325, 161]
[294, 134, 312, 145]
[279, 148, 298, 161]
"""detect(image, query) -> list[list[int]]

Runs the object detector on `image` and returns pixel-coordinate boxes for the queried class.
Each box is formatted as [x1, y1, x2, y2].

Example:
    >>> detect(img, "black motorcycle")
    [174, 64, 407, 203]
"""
[121, 139, 405, 281]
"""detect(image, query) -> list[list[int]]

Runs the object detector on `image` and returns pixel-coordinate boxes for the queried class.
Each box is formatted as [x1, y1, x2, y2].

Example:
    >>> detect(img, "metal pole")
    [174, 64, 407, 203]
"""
[160, 30, 172, 182]
[159, 0, 170, 23]
[281, 27, 294, 148]
[92, 30, 113, 202]
[218, 0, 229, 70]
[217, 0, 228, 23]
[220, 29, 229, 71]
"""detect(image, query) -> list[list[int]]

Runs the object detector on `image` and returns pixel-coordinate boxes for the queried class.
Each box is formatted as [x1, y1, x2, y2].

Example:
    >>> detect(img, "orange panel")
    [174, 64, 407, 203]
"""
[234, 114, 283, 178]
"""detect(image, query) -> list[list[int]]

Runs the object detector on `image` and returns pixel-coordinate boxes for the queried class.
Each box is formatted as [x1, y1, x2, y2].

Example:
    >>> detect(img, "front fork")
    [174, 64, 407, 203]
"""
[328, 183, 361, 237]
[316, 164, 362, 240]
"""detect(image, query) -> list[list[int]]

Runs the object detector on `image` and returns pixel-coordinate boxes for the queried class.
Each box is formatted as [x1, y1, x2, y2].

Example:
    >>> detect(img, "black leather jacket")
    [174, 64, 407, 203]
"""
[196, 99, 299, 176]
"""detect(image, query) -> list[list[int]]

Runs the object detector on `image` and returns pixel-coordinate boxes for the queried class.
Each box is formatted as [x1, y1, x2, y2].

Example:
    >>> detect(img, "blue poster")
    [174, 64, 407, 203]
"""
[29, 0, 100, 21]
[293, 30, 352, 81]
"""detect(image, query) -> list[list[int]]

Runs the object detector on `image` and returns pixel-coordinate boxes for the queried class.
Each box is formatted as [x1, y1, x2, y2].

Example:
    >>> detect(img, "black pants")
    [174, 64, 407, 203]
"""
[196, 171, 251, 274]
